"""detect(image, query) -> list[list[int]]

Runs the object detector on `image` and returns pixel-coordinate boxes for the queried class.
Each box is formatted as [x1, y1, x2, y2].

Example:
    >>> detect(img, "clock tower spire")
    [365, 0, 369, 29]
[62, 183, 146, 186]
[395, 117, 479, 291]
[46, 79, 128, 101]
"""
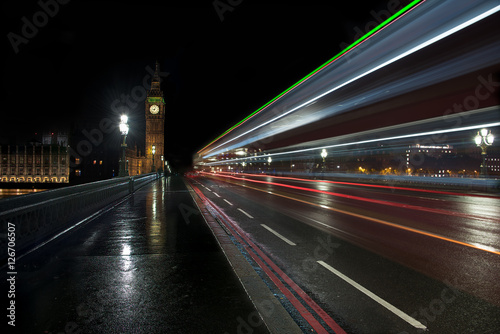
[149, 60, 163, 97]
[145, 60, 166, 172]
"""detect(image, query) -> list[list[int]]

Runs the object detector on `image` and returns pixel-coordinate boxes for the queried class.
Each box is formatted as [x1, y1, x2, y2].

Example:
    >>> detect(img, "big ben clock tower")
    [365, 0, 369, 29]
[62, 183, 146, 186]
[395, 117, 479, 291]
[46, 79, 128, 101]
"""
[145, 61, 166, 172]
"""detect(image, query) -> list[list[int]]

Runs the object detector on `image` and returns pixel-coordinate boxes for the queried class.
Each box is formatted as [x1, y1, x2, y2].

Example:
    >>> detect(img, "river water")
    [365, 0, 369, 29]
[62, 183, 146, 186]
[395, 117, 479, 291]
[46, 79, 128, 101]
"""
[0, 189, 47, 200]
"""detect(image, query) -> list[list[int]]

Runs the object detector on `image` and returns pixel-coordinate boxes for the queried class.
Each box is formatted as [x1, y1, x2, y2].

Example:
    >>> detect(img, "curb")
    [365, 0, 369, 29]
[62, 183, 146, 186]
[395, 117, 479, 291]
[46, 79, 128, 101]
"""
[184, 178, 303, 334]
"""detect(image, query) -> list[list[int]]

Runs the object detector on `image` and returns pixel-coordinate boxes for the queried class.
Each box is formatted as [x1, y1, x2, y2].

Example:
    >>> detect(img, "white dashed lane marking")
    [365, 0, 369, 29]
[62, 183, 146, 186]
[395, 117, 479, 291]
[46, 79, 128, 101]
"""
[317, 260, 427, 330]
[237, 208, 254, 219]
[261, 224, 297, 246]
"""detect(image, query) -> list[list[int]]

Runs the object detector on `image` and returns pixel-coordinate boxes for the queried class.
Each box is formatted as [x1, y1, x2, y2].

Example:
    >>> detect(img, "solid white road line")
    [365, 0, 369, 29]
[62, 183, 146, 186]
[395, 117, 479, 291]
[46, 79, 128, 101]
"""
[317, 261, 427, 330]
[213, 192, 221, 197]
[261, 224, 297, 246]
[223, 199, 233, 206]
[237, 208, 254, 219]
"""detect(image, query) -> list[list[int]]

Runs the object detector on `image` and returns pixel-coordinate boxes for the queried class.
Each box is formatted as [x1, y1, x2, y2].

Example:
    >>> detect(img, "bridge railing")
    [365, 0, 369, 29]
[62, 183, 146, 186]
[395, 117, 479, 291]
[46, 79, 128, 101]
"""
[0, 173, 158, 263]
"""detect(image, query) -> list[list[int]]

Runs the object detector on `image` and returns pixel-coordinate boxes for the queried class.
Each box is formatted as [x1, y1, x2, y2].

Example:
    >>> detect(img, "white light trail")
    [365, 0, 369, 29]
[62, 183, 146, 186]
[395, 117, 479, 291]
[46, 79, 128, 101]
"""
[202, 4, 500, 158]
[204, 121, 500, 165]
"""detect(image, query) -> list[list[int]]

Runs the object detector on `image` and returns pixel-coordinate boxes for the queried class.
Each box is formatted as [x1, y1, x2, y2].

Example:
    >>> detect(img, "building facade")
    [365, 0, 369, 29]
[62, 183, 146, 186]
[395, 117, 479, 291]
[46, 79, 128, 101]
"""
[127, 61, 166, 175]
[0, 144, 70, 183]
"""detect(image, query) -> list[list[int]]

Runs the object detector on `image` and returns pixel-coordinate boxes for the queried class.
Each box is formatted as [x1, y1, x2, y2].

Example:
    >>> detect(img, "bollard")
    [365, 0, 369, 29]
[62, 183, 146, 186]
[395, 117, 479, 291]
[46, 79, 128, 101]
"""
[128, 177, 134, 194]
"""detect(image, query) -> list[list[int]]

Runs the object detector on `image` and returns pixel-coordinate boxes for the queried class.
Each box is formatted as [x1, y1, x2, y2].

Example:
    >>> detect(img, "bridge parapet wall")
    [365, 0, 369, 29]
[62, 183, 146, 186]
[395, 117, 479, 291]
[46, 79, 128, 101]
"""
[0, 173, 158, 263]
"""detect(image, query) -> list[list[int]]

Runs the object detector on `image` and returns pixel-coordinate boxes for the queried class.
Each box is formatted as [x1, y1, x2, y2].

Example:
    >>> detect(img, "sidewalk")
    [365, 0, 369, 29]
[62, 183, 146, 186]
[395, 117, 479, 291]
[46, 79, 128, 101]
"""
[4, 176, 271, 334]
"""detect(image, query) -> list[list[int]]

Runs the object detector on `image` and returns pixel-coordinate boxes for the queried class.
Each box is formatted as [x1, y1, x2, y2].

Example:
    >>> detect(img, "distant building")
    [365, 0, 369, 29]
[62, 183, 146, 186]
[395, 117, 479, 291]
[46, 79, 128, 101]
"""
[0, 144, 70, 183]
[126, 144, 146, 176]
[41, 130, 69, 146]
[406, 144, 456, 176]
[126, 61, 166, 175]
[409, 144, 455, 156]
[485, 156, 500, 174]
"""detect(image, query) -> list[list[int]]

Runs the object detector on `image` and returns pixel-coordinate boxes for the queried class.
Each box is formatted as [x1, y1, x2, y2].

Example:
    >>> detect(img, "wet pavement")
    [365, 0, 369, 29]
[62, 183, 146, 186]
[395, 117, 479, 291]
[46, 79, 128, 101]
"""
[4, 176, 270, 334]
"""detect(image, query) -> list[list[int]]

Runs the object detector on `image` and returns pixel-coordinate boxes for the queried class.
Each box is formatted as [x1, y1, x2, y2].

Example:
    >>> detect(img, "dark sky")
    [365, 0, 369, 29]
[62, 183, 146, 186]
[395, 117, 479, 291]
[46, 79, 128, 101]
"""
[3, 0, 404, 169]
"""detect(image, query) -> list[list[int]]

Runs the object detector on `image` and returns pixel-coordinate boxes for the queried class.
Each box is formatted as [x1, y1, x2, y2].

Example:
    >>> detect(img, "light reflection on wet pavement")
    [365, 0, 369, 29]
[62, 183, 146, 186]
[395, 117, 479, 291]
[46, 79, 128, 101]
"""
[6, 176, 269, 334]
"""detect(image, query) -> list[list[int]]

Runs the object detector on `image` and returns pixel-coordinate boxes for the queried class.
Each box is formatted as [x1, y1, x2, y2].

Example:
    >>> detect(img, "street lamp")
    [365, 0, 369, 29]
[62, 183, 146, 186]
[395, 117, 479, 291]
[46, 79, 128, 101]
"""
[320, 149, 328, 174]
[118, 115, 129, 177]
[151, 145, 156, 173]
[475, 129, 494, 177]
[321, 149, 328, 162]
[474, 129, 495, 177]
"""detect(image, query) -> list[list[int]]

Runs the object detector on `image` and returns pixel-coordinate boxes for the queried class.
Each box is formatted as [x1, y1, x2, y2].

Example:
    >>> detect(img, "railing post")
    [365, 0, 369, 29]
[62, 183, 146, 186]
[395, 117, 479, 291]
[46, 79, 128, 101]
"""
[129, 177, 134, 194]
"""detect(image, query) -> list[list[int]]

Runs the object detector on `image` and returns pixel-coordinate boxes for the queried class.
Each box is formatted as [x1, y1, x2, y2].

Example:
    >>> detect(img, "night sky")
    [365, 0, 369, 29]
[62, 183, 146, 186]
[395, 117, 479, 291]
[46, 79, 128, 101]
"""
[3, 0, 405, 169]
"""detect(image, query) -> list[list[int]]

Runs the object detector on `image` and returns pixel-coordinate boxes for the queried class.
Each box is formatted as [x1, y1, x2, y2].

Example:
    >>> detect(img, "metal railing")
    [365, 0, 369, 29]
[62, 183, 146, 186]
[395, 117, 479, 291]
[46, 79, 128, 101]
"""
[0, 173, 158, 263]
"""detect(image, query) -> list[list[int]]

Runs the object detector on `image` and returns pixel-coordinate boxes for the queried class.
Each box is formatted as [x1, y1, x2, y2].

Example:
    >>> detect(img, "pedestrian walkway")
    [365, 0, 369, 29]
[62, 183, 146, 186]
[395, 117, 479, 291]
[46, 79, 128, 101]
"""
[5, 176, 270, 334]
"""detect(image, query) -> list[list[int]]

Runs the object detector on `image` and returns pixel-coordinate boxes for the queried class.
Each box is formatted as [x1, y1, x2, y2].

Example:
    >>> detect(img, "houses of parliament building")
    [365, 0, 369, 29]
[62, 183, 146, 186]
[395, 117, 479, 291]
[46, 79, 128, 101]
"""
[0, 131, 70, 183]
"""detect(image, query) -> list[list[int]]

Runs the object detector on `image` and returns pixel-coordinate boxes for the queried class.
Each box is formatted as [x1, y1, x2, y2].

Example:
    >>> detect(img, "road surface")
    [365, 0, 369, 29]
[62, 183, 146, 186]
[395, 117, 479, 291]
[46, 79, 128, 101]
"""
[188, 172, 500, 333]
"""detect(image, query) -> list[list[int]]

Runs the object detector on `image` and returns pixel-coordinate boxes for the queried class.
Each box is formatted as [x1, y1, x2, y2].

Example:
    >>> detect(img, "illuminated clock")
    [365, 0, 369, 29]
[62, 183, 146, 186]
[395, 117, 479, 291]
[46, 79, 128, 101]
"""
[150, 104, 159, 114]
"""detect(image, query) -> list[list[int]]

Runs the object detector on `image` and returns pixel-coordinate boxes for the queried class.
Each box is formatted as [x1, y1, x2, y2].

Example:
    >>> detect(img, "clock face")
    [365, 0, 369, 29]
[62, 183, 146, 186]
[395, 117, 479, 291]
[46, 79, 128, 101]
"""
[150, 104, 159, 114]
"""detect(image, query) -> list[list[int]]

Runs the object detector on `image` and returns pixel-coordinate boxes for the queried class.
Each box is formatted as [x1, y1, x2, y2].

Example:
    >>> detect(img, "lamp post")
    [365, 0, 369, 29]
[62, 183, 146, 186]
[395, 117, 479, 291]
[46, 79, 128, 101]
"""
[267, 156, 272, 174]
[474, 129, 494, 177]
[151, 145, 156, 173]
[118, 115, 129, 177]
[321, 149, 327, 174]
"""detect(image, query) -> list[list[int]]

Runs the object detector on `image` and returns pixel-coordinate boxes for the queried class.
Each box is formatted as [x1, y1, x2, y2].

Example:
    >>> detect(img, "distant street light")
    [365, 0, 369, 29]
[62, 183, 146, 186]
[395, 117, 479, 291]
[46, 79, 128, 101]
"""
[321, 149, 327, 174]
[151, 145, 156, 173]
[321, 149, 328, 162]
[474, 128, 494, 177]
[118, 115, 129, 177]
